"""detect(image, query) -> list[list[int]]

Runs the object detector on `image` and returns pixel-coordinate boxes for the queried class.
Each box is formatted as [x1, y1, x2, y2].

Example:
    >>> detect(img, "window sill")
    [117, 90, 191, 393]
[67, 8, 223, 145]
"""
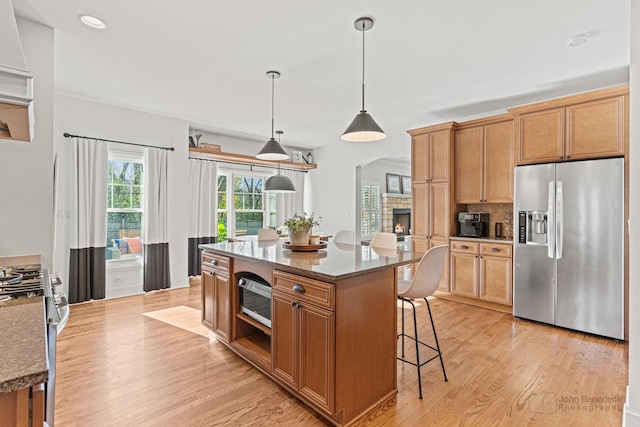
[107, 256, 143, 270]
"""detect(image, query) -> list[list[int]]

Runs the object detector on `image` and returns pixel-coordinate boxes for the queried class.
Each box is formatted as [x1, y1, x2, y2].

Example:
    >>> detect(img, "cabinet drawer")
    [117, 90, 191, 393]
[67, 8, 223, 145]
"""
[201, 252, 231, 274]
[480, 243, 512, 258]
[450, 240, 479, 254]
[273, 271, 334, 310]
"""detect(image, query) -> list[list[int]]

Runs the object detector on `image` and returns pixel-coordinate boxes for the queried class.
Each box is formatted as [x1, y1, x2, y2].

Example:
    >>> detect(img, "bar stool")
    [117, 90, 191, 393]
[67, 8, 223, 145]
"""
[397, 245, 448, 398]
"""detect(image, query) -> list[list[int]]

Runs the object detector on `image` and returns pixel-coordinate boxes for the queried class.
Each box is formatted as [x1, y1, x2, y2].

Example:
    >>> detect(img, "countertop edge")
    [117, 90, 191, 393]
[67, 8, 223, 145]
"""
[0, 370, 49, 393]
[200, 244, 420, 282]
[449, 236, 514, 244]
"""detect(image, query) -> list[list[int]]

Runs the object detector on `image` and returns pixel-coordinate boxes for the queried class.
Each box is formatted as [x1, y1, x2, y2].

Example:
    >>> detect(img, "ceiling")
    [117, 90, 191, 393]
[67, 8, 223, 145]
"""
[12, 0, 630, 150]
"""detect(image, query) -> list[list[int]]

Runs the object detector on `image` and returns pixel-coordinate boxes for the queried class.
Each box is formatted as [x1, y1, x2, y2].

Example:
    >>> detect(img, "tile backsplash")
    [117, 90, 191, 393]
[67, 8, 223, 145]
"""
[466, 203, 514, 238]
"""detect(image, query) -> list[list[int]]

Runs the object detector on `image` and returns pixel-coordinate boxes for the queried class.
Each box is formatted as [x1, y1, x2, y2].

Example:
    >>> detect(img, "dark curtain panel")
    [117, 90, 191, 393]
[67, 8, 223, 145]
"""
[188, 236, 217, 276]
[144, 243, 171, 291]
[68, 247, 106, 303]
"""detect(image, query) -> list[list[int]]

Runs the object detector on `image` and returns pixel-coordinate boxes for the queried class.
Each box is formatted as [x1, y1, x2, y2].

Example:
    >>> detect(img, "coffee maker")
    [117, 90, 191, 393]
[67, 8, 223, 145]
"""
[458, 212, 489, 237]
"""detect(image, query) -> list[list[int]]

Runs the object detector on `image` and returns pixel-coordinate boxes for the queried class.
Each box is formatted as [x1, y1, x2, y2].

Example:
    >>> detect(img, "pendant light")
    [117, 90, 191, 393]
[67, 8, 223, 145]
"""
[264, 130, 296, 193]
[341, 17, 386, 142]
[257, 71, 289, 160]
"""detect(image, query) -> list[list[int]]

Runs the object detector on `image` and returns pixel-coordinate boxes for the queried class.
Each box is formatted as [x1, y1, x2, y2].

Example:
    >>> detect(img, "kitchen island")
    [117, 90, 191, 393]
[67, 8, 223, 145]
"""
[0, 297, 48, 427]
[199, 240, 423, 426]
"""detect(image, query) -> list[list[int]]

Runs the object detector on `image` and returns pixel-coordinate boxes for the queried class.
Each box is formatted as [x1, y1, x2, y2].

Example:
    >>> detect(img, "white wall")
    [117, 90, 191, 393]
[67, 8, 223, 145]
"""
[625, 2, 639, 426]
[53, 95, 190, 296]
[0, 19, 54, 267]
[309, 132, 411, 236]
[360, 158, 411, 189]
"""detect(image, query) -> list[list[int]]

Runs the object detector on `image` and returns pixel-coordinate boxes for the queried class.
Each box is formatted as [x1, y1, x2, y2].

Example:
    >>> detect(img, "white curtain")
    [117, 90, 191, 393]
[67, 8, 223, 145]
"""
[143, 147, 170, 291]
[276, 169, 305, 225]
[187, 159, 217, 275]
[68, 137, 108, 303]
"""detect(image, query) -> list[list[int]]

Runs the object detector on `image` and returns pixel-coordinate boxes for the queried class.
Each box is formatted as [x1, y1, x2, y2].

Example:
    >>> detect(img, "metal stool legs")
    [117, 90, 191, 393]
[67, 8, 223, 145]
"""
[398, 296, 447, 399]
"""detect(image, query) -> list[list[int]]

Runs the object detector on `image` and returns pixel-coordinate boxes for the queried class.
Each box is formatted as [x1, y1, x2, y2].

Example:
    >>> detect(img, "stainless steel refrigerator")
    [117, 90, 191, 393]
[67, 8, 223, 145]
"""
[513, 157, 624, 339]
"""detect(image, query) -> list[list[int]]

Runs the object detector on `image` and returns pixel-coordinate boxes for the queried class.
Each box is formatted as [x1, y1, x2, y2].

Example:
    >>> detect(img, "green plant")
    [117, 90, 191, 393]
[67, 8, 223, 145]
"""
[284, 212, 321, 234]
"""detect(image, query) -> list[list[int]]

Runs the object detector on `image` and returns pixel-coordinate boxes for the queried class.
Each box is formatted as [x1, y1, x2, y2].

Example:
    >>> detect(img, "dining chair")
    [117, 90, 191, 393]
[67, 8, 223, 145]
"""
[333, 230, 355, 245]
[369, 232, 397, 249]
[257, 228, 279, 241]
[397, 244, 448, 399]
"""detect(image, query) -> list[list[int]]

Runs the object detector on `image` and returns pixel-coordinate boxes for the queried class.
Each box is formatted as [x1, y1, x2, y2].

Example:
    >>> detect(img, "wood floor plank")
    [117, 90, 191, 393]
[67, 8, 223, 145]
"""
[54, 284, 627, 426]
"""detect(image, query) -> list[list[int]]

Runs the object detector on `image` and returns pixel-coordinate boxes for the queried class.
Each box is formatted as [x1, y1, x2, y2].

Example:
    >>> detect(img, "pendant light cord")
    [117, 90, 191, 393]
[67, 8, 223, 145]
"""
[361, 19, 366, 113]
[271, 74, 276, 139]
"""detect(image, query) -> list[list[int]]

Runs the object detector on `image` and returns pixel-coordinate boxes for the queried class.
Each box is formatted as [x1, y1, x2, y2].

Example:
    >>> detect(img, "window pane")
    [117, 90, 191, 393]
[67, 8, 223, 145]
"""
[217, 212, 228, 240]
[217, 175, 227, 209]
[112, 185, 131, 208]
[133, 163, 144, 185]
[131, 186, 142, 209]
[106, 212, 143, 260]
[107, 158, 144, 261]
[235, 212, 263, 236]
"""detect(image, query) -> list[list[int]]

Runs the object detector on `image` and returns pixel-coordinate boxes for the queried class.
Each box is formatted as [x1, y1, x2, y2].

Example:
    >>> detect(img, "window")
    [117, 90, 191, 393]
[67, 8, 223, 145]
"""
[106, 155, 144, 260]
[217, 171, 276, 237]
[361, 183, 380, 238]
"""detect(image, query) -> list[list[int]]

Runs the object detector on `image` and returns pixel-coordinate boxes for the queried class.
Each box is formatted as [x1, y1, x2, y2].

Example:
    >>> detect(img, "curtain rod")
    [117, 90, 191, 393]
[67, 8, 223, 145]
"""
[189, 156, 307, 174]
[63, 132, 175, 151]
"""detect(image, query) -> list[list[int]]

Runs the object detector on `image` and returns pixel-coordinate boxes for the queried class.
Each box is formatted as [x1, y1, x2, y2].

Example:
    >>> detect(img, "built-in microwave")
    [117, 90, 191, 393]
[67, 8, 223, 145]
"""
[237, 275, 272, 328]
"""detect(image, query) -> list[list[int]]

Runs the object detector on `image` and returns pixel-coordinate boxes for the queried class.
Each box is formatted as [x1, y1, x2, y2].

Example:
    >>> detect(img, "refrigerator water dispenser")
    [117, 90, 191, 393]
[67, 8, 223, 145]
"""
[518, 211, 548, 244]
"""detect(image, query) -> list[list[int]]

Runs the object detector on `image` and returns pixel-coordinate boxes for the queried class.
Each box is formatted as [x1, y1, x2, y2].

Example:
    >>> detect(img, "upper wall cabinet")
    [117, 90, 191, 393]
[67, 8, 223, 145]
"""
[454, 115, 513, 204]
[411, 122, 454, 183]
[509, 85, 628, 165]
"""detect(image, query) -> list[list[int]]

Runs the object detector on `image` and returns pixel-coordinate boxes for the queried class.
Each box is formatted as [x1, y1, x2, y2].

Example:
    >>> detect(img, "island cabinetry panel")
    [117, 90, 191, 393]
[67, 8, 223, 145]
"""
[200, 252, 231, 342]
[449, 240, 513, 307]
[272, 271, 335, 414]
[509, 85, 628, 165]
[454, 116, 513, 203]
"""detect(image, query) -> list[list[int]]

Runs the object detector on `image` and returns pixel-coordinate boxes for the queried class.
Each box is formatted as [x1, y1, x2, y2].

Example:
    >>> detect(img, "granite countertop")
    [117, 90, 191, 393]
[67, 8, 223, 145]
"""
[200, 240, 423, 282]
[0, 297, 48, 393]
[449, 236, 514, 244]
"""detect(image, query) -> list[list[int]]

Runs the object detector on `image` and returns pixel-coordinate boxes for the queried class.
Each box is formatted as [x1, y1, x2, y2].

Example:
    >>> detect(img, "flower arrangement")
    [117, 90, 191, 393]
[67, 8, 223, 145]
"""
[284, 212, 321, 234]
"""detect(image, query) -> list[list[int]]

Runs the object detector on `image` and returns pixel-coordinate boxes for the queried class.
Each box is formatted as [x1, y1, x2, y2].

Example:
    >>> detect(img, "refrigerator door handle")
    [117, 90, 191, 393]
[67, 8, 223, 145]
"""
[547, 181, 555, 259]
[556, 180, 563, 259]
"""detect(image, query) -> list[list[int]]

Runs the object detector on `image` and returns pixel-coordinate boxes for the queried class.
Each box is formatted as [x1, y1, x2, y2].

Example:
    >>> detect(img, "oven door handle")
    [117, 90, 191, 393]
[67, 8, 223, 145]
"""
[292, 284, 306, 294]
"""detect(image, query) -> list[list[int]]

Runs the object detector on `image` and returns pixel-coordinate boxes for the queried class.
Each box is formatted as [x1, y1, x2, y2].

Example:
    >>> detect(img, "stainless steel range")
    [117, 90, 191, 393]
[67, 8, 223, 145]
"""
[0, 264, 69, 426]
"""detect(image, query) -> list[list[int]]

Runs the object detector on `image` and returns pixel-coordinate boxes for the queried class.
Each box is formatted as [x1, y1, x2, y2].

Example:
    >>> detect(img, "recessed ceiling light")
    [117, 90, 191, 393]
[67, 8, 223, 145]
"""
[567, 32, 591, 47]
[79, 15, 106, 30]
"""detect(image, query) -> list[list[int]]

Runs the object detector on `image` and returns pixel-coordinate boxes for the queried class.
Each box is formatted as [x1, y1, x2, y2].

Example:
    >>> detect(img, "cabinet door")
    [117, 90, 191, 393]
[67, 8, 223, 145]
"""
[430, 238, 450, 292]
[412, 237, 429, 253]
[483, 121, 514, 202]
[299, 303, 335, 413]
[429, 130, 451, 182]
[214, 273, 231, 342]
[201, 269, 215, 330]
[412, 134, 429, 183]
[429, 182, 450, 240]
[517, 108, 564, 164]
[450, 252, 478, 298]
[479, 255, 512, 305]
[566, 96, 626, 160]
[454, 127, 483, 203]
[412, 184, 429, 238]
[272, 292, 298, 389]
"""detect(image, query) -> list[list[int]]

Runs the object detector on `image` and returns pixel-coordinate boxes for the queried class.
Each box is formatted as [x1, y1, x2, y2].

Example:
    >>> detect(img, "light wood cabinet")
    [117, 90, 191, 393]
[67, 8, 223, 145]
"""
[0, 385, 44, 427]
[454, 116, 513, 203]
[449, 240, 512, 307]
[509, 86, 628, 165]
[201, 252, 231, 342]
[409, 123, 458, 292]
[272, 271, 335, 414]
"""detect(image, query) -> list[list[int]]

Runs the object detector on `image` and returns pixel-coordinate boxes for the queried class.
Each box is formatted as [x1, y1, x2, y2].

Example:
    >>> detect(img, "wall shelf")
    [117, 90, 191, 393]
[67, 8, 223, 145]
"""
[189, 148, 317, 171]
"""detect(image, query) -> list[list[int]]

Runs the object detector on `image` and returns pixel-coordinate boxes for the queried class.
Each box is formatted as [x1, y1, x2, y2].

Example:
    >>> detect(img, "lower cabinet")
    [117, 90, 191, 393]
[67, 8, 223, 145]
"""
[0, 384, 44, 427]
[271, 271, 335, 414]
[201, 253, 231, 342]
[450, 240, 513, 307]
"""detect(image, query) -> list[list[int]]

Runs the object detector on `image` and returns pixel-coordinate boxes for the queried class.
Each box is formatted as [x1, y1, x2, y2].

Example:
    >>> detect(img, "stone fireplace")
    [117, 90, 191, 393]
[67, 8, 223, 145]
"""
[381, 194, 411, 236]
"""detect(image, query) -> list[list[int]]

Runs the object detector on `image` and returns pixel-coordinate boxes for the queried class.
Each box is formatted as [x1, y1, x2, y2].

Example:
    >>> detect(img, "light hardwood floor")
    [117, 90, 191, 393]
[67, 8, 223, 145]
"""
[55, 282, 628, 426]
